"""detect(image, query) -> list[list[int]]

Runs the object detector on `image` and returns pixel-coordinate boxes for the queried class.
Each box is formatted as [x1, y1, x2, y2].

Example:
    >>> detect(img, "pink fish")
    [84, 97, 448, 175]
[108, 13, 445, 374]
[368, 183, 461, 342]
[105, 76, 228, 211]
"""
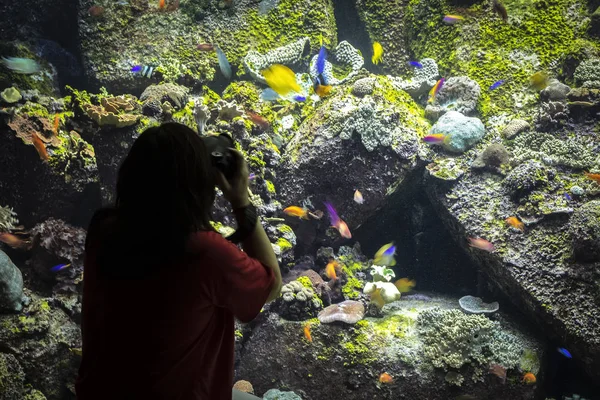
[422, 134, 449, 145]
[324, 202, 352, 239]
[443, 15, 464, 24]
[468, 237, 495, 252]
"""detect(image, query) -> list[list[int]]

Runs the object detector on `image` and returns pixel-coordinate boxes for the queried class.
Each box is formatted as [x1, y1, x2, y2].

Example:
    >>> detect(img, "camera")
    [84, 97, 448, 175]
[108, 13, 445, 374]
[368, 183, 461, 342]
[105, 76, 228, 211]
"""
[201, 133, 238, 180]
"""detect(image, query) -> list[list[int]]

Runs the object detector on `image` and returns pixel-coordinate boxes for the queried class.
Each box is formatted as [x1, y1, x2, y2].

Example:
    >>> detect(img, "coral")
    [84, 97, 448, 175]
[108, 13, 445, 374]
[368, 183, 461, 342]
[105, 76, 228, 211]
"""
[502, 119, 530, 139]
[510, 131, 595, 169]
[351, 77, 376, 97]
[7, 113, 61, 149]
[390, 58, 439, 98]
[278, 280, 322, 321]
[363, 281, 401, 304]
[48, 131, 98, 191]
[574, 58, 600, 89]
[0, 353, 25, 399]
[243, 37, 311, 83]
[140, 83, 189, 117]
[309, 41, 365, 86]
[0, 206, 18, 232]
[425, 76, 481, 120]
[472, 143, 510, 169]
[540, 79, 571, 101]
[368, 264, 395, 282]
[536, 100, 569, 131]
[0, 250, 24, 312]
[232, 380, 254, 394]
[1, 87, 21, 103]
[83, 95, 140, 128]
[417, 308, 523, 377]
[430, 111, 485, 153]
[263, 389, 302, 400]
[317, 300, 365, 324]
[459, 295, 499, 314]
[193, 102, 210, 135]
[569, 200, 600, 262]
[23, 389, 47, 400]
[216, 99, 244, 121]
[504, 160, 550, 199]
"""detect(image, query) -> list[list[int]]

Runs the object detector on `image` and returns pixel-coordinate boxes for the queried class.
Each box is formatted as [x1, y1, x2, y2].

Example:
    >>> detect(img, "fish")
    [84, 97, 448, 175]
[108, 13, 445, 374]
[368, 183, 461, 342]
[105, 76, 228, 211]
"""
[315, 85, 332, 98]
[325, 260, 339, 280]
[428, 78, 445, 104]
[53, 114, 60, 135]
[422, 133, 450, 145]
[492, 0, 508, 22]
[394, 278, 416, 293]
[50, 263, 71, 272]
[522, 372, 536, 384]
[505, 216, 524, 231]
[303, 323, 312, 342]
[468, 237, 495, 252]
[130, 65, 142, 72]
[315, 46, 327, 79]
[374, 242, 397, 266]
[132, 65, 155, 78]
[379, 372, 394, 384]
[215, 46, 232, 79]
[31, 132, 49, 161]
[407, 61, 423, 69]
[283, 206, 309, 220]
[353, 189, 363, 204]
[370, 288, 386, 308]
[529, 71, 549, 90]
[564, 192, 572, 201]
[292, 94, 306, 102]
[248, 173, 256, 180]
[158, 0, 165, 9]
[489, 80, 505, 90]
[324, 202, 352, 239]
[260, 88, 280, 102]
[489, 363, 507, 384]
[246, 111, 270, 130]
[443, 15, 465, 24]
[557, 347, 572, 358]
[1, 57, 41, 74]
[0, 232, 27, 249]
[196, 43, 214, 51]
[88, 5, 105, 16]
[585, 172, 600, 183]
[372, 42, 384, 65]
[262, 64, 301, 96]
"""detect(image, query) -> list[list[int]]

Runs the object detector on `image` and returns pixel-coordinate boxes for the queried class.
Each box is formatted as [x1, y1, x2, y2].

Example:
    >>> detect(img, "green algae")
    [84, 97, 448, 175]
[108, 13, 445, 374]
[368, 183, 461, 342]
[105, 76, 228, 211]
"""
[276, 237, 293, 252]
[296, 276, 314, 289]
[342, 277, 364, 300]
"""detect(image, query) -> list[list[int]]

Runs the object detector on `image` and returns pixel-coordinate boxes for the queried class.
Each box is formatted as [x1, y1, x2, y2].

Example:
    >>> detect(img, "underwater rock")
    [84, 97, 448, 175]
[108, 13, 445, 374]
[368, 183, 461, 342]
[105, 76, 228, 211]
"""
[262, 389, 302, 400]
[574, 58, 600, 89]
[501, 119, 530, 139]
[540, 79, 571, 101]
[569, 200, 600, 262]
[276, 280, 322, 321]
[0, 250, 24, 312]
[390, 58, 439, 98]
[140, 83, 189, 117]
[504, 160, 550, 199]
[429, 111, 485, 153]
[471, 143, 510, 170]
[317, 300, 364, 324]
[243, 37, 311, 83]
[458, 295, 499, 314]
[1, 87, 22, 104]
[425, 76, 481, 120]
[0, 353, 25, 399]
[535, 100, 569, 131]
[351, 77, 376, 97]
[236, 294, 543, 399]
[309, 41, 364, 86]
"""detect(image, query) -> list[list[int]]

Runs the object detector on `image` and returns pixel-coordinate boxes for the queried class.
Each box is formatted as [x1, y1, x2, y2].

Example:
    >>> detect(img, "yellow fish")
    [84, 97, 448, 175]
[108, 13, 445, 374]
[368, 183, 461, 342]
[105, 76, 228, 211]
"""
[373, 242, 396, 266]
[370, 288, 386, 308]
[261, 64, 301, 96]
[529, 71, 549, 91]
[394, 278, 416, 293]
[372, 42, 384, 65]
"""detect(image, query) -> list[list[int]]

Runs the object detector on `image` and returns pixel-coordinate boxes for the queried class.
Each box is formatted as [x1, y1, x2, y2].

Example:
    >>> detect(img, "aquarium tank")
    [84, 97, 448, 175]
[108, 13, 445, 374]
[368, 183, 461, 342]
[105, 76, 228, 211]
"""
[1, 0, 600, 398]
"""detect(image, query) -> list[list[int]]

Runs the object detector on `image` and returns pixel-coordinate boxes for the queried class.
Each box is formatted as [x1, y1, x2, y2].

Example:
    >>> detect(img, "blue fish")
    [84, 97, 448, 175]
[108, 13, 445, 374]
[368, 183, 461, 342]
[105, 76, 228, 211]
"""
[407, 61, 423, 69]
[292, 94, 306, 102]
[215, 46, 231, 79]
[564, 193, 572, 201]
[557, 347, 572, 358]
[130, 65, 142, 72]
[316, 46, 327, 76]
[489, 80, 505, 90]
[50, 263, 71, 272]
[260, 88, 280, 102]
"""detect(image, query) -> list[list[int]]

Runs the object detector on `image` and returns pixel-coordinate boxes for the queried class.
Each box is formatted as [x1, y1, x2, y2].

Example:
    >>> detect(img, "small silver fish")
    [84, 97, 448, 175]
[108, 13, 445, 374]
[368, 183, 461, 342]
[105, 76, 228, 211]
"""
[1, 57, 41, 74]
[215, 46, 231, 79]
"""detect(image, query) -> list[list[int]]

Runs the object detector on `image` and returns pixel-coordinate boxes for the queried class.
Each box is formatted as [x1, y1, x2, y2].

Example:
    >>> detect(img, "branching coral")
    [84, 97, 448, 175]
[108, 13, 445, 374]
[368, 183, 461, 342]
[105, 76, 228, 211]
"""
[243, 37, 311, 83]
[0, 206, 18, 232]
[574, 58, 600, 89]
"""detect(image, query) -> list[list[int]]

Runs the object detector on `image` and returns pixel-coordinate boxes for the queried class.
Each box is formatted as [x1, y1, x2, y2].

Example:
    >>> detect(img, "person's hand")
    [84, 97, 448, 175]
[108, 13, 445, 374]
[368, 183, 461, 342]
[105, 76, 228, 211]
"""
[215, 148, 250, 209]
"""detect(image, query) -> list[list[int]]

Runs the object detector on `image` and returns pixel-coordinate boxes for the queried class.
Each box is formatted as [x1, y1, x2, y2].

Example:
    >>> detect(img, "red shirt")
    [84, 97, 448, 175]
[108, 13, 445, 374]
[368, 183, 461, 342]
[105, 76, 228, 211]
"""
[75, 227, 274, 400]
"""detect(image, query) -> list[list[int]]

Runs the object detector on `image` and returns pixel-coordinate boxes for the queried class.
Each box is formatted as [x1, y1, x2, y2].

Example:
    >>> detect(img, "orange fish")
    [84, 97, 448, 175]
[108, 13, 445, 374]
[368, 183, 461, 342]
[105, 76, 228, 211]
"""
[395, 278, 416, 293]
[505, 216, 524, 231]
[53, 114, 60, 135]
[489, 364, 506, 384]
[585, 172, 600, 184]
[325, 260, 339, 280]
[246, 111, 270, 130]
[303, 323, 312, 343]
[197, 43, 214, 51]
[88, 5, 105, 16]
[0, 233, 27, 250]
[522, 372, 536, 384]
[31, 132, 49, 161]
[468, 237, 494, 253]
[315, 85, 332, 98]
[158, 0, 165, 9]
[283, 206, 309, 219]
[379, 372, 394, 384]
[335, 219, 352, 239]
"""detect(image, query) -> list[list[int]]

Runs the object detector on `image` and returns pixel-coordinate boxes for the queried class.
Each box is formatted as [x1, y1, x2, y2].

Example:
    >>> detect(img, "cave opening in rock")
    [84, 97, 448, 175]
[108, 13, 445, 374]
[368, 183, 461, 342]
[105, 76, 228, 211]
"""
[332, 0, 372, 67]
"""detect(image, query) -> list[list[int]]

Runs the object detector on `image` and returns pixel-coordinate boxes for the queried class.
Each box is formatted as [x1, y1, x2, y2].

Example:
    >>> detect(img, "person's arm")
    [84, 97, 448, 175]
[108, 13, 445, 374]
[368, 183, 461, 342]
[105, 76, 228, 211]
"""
[216, 149, 282, 303]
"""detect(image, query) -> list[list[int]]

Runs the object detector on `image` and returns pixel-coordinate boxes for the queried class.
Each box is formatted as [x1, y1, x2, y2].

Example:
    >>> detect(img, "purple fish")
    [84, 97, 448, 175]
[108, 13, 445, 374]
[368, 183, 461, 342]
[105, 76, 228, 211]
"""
[292, 95, 306, 102]
[130, 65, 142, 72]
[443, 15, 465, 24]
[324, 202, 340, 227]
[248, 173, 256, 180]
[564, 192, 572, 201]
[407, 61, 423, 69]
[50, 263, 71, 272]
[489, 80, 505, 90]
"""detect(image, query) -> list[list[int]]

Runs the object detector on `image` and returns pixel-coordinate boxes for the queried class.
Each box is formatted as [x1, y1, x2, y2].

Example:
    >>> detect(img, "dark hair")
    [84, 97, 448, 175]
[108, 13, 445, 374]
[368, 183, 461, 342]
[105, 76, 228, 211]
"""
[95, 122, 216, 278]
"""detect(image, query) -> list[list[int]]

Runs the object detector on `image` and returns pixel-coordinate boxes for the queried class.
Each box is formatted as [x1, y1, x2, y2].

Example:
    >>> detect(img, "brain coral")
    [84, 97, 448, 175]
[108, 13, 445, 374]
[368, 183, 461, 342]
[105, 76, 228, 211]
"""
[574, 58, 600, 89]
[425, 76, 481, 120]
[278, 280, 322, 321]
